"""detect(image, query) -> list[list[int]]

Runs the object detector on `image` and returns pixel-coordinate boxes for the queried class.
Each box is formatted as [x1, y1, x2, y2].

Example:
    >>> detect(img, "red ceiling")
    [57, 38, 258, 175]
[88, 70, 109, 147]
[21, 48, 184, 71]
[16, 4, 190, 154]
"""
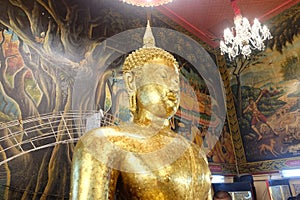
[157, 0, 300, 47]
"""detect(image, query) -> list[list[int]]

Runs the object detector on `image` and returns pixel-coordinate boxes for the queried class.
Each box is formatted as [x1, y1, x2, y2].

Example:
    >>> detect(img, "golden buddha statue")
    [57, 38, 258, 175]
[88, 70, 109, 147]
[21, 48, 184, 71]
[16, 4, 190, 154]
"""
[70, 21, 212, 200]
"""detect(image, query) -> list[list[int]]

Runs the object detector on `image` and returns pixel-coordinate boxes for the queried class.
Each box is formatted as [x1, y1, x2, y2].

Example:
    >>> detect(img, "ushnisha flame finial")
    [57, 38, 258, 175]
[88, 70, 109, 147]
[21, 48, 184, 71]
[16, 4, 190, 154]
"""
[122, 21, 179, 73]
[143, 20, 156, 48]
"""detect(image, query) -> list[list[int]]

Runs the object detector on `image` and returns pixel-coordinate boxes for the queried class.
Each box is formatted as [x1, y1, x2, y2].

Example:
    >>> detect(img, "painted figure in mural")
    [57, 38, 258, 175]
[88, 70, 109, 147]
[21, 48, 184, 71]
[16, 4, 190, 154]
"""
[70, 22, 212, 200]
[243, 89, 278, 141]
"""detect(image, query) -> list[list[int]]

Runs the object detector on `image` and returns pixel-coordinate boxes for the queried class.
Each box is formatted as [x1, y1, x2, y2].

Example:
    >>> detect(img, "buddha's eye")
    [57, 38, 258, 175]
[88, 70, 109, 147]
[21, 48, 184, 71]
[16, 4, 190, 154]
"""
[160, 71, 167, 78]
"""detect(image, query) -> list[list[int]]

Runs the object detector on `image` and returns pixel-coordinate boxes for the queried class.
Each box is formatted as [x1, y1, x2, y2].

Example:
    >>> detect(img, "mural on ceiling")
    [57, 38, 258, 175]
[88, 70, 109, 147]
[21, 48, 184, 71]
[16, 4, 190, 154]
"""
[229, 3, 300, 171]
[0, 0, 232, 199]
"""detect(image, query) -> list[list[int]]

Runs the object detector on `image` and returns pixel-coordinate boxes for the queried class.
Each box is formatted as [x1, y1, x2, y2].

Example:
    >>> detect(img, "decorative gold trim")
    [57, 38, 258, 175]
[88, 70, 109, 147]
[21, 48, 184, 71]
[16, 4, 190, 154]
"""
[215, 50, 246, 174]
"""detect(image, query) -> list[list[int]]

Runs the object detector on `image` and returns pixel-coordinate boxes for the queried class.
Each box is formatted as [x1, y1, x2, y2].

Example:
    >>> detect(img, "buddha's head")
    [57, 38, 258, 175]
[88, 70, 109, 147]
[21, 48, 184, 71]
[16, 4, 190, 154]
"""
[123, 46, 180, 120]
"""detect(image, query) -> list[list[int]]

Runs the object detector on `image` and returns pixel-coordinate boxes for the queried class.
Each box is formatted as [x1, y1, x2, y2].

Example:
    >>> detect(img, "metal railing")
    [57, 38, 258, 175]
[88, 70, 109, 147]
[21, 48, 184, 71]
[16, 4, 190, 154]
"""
[0, 110, 117, 166]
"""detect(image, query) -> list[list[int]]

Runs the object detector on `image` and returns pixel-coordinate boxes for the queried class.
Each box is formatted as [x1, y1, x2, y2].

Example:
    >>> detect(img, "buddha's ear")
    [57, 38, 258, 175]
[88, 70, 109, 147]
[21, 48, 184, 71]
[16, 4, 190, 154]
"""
[124, 71, 136, 94]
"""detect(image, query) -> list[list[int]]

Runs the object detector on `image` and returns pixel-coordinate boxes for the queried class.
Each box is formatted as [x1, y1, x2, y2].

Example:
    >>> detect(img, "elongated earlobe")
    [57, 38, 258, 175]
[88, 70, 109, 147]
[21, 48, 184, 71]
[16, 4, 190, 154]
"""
[124, 71, 136, 93]
[124, 71, 137, 113]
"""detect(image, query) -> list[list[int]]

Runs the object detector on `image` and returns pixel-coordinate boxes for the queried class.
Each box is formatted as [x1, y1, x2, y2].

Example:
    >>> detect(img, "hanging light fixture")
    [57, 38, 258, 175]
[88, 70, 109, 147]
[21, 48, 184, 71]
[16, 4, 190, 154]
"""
[119, 0, 173, 7]
[220, 0, 272, 61]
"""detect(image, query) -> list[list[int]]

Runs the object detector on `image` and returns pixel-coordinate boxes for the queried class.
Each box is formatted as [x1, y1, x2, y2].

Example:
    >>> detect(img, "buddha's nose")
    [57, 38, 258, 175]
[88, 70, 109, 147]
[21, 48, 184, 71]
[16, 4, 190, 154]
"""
[169, 87, 179, 98]
[169, 78, 179, 92]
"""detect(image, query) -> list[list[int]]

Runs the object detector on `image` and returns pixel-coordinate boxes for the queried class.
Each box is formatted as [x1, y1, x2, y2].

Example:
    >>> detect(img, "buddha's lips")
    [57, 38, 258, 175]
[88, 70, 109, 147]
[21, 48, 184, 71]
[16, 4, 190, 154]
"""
[166, 91, 178, 102]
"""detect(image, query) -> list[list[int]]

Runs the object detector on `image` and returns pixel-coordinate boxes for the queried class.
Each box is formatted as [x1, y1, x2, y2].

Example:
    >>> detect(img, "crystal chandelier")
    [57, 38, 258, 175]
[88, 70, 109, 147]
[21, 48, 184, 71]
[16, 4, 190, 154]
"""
[120, 0, 173, 7]
[220, 0, 272, 61]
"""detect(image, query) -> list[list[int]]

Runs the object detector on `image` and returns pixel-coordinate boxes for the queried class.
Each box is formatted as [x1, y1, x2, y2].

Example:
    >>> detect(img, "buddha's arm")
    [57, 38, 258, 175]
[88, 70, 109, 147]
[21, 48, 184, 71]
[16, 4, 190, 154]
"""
[70, 140, 119, 200]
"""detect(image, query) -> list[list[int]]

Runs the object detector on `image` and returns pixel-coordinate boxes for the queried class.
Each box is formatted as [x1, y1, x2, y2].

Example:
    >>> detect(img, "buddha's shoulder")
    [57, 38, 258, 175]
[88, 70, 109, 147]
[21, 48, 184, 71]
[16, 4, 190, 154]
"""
[84, 126, 123, 136]
[78, 124, 145, 144]
[77, 124, 183, 152]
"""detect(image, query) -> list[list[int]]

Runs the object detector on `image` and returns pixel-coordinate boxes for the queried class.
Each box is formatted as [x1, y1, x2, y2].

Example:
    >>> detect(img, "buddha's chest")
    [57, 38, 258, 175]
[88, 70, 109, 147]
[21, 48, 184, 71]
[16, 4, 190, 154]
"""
[117, 149, 211, 200]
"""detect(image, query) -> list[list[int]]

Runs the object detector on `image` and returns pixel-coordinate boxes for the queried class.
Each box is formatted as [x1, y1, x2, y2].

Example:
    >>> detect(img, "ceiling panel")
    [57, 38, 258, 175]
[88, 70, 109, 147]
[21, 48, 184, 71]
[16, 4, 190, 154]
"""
[157, 0, 300, 47]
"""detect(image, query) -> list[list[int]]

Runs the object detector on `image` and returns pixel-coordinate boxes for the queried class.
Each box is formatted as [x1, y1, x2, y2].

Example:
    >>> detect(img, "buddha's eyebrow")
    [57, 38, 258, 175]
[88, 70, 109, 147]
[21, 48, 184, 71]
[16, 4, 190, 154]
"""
[152, 67, 162, 73]
[150, 65, 171, 75]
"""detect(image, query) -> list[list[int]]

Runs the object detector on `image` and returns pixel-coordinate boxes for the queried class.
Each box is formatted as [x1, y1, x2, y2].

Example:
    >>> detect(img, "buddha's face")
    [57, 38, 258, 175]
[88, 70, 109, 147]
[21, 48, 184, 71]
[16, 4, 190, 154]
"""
[134, 59, 180, 119]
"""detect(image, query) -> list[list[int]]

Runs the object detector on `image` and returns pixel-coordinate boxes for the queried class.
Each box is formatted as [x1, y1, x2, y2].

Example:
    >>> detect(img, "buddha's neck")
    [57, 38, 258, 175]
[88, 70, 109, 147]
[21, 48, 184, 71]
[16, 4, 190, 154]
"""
[133, 110, 170, 130]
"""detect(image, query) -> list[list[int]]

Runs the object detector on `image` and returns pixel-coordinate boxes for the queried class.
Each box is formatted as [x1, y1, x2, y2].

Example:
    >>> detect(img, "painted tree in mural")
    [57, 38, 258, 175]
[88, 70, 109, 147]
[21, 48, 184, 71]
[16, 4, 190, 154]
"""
[0, 0, 146, 199]
[227, 50, 265, 118]
[281, 55, 300, 81]
[229, 3, 300, 118]
[270, 3, 300, 100]
[268, 4, 300, 54]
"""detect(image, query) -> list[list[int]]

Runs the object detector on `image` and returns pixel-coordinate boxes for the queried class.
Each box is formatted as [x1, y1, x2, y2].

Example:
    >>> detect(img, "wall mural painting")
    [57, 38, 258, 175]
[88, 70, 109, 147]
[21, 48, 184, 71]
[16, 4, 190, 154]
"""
[0, 0, 232, 199]
[230, 3, 300, 164]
